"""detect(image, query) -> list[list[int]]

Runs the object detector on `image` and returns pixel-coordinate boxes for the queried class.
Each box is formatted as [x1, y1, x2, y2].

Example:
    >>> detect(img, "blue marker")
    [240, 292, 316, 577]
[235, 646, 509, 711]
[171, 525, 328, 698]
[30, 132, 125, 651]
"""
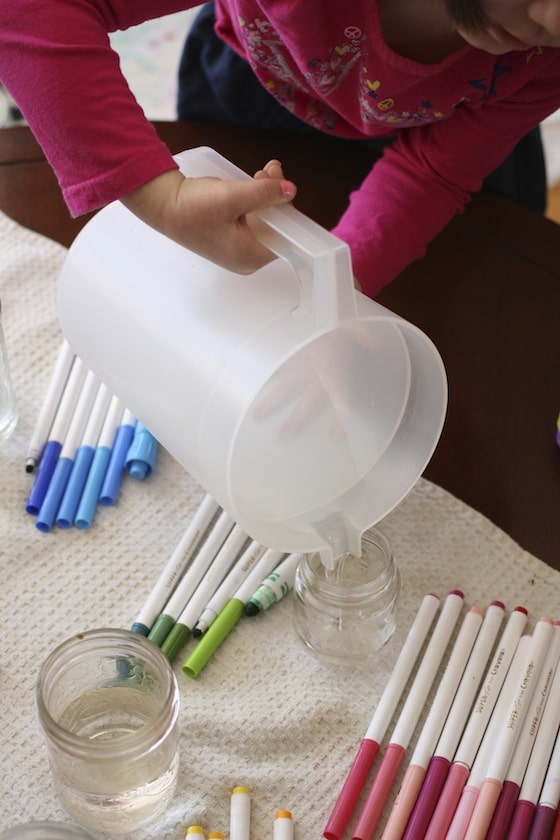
[74, 396, 124, 529]
[125, 421, 158, 480]
[56, 383, 112, 527]
[35, 371, 100, 532]
[25, 356, 87, 515]
[98, 409, 136, 505]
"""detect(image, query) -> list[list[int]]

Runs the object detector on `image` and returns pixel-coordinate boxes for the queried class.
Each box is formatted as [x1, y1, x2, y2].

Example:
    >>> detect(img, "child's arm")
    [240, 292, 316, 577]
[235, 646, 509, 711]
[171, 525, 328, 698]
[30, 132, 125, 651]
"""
[0, 0, 296, 273]
[121, 166, 297, 275]
[334, 55, 560, 299]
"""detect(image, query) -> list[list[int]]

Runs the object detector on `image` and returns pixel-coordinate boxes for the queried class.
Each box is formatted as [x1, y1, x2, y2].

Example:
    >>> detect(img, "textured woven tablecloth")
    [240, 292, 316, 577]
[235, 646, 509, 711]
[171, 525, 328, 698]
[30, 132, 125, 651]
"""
[1, 210, 559, 840]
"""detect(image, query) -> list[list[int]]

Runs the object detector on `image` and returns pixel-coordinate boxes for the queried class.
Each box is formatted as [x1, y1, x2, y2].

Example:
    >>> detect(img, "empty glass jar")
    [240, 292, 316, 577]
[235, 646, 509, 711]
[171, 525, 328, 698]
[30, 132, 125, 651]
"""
[293, 527, 400, 665]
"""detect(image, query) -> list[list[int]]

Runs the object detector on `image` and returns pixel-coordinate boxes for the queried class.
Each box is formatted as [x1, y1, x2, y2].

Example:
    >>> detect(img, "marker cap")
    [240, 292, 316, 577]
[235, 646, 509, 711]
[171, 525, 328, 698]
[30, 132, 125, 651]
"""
[35, 456, 73, 532]
[74, 445, 112, 528]
[125, 422, 158, 479]
[185, 826, 206, 838]
[160, 622, 191, 663]
[148, 613, 176, 648]
[56, 444, 95, 527]
[25, 439, 62, 514]
[99, 421, 135, 505]
[182, 599, 245, 678]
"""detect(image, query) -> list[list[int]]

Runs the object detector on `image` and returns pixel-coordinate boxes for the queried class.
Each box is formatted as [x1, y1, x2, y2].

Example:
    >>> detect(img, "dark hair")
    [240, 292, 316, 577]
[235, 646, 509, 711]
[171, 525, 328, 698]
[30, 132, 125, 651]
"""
[445, 0, 488, 31]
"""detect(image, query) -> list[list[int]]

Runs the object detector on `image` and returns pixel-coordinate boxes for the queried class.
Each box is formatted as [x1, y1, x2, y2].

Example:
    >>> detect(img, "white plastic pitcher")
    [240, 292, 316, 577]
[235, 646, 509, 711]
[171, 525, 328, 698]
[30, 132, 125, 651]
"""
[57, 147, 447, 565]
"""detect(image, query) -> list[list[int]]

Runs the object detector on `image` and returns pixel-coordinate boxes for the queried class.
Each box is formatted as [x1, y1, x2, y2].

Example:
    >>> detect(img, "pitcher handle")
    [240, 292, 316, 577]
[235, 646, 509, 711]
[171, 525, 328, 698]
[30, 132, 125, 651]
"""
[174, 146, 358, 330]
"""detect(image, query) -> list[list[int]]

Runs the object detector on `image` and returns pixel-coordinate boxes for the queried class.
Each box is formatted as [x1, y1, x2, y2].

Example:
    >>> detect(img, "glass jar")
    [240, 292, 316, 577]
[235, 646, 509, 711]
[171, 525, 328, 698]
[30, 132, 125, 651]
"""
[293, 527, 400, 665]
[0, 824, 93, 839]
[0, 298, 18, 442]
[36, 629, 180, 835]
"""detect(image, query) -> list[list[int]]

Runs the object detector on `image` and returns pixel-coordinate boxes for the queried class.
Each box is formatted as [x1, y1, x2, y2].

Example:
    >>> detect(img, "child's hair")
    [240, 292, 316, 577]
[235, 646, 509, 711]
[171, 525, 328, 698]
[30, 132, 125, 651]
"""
[444, 0, 488, 32]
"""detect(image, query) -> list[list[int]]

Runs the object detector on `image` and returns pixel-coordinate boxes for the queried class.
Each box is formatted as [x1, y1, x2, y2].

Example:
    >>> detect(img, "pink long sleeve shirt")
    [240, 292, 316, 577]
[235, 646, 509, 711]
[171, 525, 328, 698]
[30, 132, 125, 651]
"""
[1, 0, 560, 296]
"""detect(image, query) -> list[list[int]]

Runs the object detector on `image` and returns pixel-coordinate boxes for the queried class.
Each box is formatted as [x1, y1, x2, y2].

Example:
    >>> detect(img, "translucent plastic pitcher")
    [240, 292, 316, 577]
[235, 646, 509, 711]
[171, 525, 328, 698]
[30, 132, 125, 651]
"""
[57, 147, 447, 564]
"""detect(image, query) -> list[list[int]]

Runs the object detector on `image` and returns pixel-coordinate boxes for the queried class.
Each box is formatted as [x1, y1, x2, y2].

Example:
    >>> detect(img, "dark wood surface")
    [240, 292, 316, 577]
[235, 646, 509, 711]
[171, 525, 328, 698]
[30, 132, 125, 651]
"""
[2, 121, 559, 569]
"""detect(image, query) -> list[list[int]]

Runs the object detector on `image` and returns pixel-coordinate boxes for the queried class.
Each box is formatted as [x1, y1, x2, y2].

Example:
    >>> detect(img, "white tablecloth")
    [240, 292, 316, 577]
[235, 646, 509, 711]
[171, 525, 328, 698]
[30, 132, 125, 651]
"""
[1, 211, 559, 839]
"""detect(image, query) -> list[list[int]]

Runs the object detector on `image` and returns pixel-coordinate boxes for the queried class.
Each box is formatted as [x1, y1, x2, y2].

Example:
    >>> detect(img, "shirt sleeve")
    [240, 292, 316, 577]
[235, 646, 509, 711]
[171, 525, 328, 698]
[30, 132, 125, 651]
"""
[333, 54, 560, 298]
[0, 0, 194, 215]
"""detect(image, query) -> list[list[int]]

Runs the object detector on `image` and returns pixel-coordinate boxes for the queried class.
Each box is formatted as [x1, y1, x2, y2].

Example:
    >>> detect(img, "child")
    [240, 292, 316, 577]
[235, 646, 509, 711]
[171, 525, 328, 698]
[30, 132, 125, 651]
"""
[1, 0, 560, 298]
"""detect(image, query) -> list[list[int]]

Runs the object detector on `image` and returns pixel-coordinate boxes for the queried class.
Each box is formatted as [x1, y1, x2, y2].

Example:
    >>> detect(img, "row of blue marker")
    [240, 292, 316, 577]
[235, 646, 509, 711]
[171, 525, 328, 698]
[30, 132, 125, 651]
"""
[25, 339, 158, 531]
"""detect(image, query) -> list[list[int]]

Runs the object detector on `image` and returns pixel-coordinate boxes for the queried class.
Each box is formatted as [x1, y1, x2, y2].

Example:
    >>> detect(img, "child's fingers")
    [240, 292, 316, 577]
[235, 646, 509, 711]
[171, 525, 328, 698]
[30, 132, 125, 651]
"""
[254, 159, 286, 181]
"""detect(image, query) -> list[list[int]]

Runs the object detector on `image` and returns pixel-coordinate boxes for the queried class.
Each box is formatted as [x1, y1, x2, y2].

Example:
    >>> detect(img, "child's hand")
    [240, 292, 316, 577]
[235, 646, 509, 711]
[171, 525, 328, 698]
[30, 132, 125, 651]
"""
[121, 162, 296, 275]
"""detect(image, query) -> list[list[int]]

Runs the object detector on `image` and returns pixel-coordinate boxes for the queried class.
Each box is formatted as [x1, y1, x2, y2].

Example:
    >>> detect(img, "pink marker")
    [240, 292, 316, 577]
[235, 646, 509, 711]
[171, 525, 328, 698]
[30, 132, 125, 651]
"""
[507, 633, 560, 840]
[323, 592, 441, 840]
[425, 606, 528, 840]
[401, 600, 506, 840]
[445, 633, 533, 840]
[381, 605, 484, 840]
[486, 622, 560, 840]
[351, 590, 465, 840]
[528, 725, 560, 840]
[463, 616, 555, 840]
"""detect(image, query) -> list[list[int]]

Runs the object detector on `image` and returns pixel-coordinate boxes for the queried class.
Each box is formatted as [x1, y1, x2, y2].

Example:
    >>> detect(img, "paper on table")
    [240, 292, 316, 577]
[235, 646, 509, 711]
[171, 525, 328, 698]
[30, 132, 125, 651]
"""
[1, 210, 559, 840]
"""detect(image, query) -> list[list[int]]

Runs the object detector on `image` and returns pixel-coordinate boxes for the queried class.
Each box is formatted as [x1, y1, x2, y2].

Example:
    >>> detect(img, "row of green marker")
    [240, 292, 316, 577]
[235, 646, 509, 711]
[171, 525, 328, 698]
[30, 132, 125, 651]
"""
[131, 494, 302, 676]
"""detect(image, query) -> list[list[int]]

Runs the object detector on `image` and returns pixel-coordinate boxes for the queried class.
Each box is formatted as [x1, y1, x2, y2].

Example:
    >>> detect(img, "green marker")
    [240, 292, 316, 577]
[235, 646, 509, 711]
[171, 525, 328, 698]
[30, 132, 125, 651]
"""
[182, 548, 284, 677]
[161, 620, 191, 663]
[182, 598, 245, 677]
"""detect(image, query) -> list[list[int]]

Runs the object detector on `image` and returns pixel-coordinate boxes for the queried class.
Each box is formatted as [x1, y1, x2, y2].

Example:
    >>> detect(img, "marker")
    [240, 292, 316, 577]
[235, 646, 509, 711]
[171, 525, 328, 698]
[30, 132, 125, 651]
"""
[131, 494, 220, 635]
[382, 605, 485, 840]
[207, 834, 224, 839]
[554, 809, 560, 840]
[230, 786, 251, 840]
[485, 622, 560, 840]
[182, 547, 285, 677]
[98, 408, 135, 505]
[445, 633, 533, 840]
[274, 810, 294, 840]
[150, 513, 240, 649]
[506, 633, 560, 840]
[193, 540, 268, 636]
[425, 605, 528, 840]
[35, 370, 100, 531]
[25, 339, 74, 472]
[323, 592, 441, 840]
[532, 729, 560, 840]
[73, 396, 124, 528]
[402, 600, 507, 840]
[125, 420, 158, 479]
[245, 552, 303, 616]
[463, 616, 555, 840]
[25, 355, 87, 514]
[55, 382, 112, 527]
[351, 590, 465, 840]
[185, 827, 206, 839]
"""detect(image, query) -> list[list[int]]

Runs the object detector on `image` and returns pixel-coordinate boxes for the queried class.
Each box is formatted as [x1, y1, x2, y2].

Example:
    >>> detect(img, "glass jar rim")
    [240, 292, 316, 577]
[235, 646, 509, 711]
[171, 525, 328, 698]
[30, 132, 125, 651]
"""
[36, 628, 179, 761]
[299, 527, 397, 605]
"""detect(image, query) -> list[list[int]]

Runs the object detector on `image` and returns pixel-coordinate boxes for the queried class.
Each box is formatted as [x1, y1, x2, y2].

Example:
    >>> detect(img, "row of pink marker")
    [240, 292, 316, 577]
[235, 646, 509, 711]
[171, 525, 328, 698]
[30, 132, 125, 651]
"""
[324, 590, 560, 840]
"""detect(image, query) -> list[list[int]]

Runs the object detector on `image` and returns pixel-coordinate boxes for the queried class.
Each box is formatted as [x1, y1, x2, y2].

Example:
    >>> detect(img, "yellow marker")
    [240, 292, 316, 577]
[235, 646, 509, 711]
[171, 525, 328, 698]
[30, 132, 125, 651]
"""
[230, 785, 251, 840]
[274, 809, 294, 840]
[185, 827, 206, 839]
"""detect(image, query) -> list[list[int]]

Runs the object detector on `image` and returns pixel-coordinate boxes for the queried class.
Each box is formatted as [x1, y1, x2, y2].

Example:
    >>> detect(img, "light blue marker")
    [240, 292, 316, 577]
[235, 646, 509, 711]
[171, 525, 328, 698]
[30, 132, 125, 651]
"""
[35, 371, 100, 532]
[25, 356, 87, 515]
[98, 409, 136, 506]
[125, 421, 158, 480]
[74, 396, 124, 529]
[56, 383, 111, 527]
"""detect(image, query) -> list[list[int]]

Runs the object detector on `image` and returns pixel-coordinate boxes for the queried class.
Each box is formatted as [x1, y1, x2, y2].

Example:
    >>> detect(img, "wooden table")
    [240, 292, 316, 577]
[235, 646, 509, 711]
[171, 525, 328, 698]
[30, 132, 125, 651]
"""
[2, 121, 559, 569]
